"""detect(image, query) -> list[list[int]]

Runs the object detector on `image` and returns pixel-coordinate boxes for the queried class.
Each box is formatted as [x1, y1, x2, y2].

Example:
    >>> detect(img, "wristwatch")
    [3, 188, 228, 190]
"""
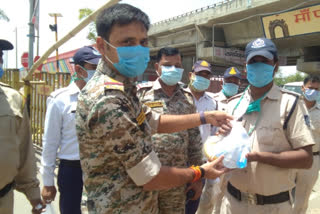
[34, 203, 43, 211]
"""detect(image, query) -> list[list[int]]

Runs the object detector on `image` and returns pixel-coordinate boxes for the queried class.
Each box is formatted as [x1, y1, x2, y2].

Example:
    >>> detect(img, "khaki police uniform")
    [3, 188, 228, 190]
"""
[293, 103, 320, 214]
[212, 91, 229, 112]
[220, 84, 315, 214]
[76, 60, 162, 214]
[0, 83, 40, 214]
[137, 79, 203, 214]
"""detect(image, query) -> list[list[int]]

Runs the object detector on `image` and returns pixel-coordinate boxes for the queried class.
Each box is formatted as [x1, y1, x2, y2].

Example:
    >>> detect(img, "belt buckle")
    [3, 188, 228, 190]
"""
[242, 192, 257, 205]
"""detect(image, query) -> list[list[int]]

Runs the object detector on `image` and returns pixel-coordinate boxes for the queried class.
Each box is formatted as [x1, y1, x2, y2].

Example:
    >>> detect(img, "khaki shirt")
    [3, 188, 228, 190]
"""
[76, 61, 161, 214]
[137, 79, 203, 167]
[227, 84, 315, 196]
[0, 83, 40, 200]
[213, 91, 229, 111]
[309, 104, 320, 152]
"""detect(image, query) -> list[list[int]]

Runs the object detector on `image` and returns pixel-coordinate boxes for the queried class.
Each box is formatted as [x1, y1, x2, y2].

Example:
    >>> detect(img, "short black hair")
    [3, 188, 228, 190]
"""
[96, 3, 150, 41]
[156, 47, 180, 62]
[303, 75, 320, 85]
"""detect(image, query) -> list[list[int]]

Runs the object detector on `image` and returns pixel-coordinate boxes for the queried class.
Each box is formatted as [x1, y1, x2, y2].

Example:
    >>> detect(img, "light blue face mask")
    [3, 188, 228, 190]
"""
[72, 66, 96, 83]
[304, 88, 319, 101]
[84, 69, 96, 83]
[222, 83, 239, 97]
[0, 63, 4, 79]
[160, 65, 184, 86]
[246, 62, 275, 88]
[190, 74, 211, 91]
[104, 40, 150, 78]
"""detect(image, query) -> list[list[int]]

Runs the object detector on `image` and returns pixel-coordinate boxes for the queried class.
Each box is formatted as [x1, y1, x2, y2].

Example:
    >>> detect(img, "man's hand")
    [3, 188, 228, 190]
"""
[30, 198, 45, 214]
[41, 186, 57, 204]
[185, 180, 203, 200]
[205, 111, 233, 133]
[245, 151, 260, 162]
[201, 156, 229, 180]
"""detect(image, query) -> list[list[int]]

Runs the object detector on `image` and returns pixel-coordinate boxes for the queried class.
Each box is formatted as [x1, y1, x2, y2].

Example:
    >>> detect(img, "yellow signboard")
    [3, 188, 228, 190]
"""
[262, 4, 320, 39]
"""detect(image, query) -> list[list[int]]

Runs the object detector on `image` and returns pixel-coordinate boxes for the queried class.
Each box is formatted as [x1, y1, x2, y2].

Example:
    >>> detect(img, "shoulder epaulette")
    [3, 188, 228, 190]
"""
[104, 78, 124, 91]
[136, 81, 153, 90]
[49, 87, 69, 98]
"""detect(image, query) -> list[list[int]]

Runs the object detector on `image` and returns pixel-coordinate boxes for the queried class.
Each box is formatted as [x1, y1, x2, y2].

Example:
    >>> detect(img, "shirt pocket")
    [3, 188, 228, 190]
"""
[255, 125, 283, 152]
[64, 104, 77, 127]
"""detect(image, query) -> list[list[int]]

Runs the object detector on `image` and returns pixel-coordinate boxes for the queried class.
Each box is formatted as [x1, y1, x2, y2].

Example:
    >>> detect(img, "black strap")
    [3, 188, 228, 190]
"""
[0, 181, 14, 198]
[60, 159, 81, 168]
[227, 182, 290, 205]
[283, 95, 299, 130]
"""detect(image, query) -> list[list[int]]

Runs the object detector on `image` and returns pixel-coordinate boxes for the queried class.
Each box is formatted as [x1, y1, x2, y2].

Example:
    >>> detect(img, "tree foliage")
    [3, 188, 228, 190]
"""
[79, 8, 96, 43]
[274, 71, 306, 86]
[0, 9, 9, 21]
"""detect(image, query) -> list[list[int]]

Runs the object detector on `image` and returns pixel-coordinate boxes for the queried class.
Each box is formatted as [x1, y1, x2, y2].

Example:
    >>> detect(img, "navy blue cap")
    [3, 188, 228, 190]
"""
[224, 67, 241, 79]
[0, 39, 13, 50]
[192, 60, 212, 73]
[71, 46, 101, 65]
[245, 38, 277, 63]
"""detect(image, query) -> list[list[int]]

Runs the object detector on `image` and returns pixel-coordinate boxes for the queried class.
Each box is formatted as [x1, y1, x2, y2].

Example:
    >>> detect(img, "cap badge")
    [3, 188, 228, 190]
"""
[200, 61, 209, 67]
[251, 38, 265, 49]
[229, 67, 237, 75]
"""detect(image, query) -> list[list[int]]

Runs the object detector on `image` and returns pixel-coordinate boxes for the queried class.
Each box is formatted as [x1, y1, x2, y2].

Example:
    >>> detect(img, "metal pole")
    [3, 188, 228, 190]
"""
[28, 0, 35, 70]
[54, 15, 59, 72]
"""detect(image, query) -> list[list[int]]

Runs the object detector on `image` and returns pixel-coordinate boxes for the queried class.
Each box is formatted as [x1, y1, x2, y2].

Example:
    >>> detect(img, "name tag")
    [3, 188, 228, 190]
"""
[145, 101, 163, 108]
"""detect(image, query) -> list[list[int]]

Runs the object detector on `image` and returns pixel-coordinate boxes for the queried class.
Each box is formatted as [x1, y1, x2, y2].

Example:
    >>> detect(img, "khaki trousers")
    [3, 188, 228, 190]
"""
[220, 191, 293, 214]
[293, 155, 320, 214]
[0, 190, 13, 214]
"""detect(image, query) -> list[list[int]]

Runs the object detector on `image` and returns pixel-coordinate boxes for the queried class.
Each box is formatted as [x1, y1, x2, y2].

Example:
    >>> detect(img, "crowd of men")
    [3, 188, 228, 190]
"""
[0, 3, 319, 214]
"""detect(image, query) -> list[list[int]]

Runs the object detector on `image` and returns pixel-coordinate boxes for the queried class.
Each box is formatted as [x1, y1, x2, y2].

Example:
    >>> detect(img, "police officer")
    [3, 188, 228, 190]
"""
[76, 4, 233, 214]
[137, 47, 203, 214]
[293, 75, 320, 214]
[188, 60, 217, 142]
[0, 39, 45, 213]
[213, 67, 242, 111]
[41, 46, 101, 214]
[220, 38, 315, 214]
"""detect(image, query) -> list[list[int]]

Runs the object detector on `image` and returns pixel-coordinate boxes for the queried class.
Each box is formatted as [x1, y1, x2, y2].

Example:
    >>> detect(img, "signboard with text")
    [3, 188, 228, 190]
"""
[262, 4, 320, 39]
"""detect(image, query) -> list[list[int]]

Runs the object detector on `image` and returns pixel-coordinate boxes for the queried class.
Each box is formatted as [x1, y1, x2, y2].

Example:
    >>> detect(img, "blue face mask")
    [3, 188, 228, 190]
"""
[304, 88, 319, 101]
[190, 74, 211, 91]
[84, 69, 96, 83]
[246, 62, 275, 88]
[0, 63, 4, 79]
[159, 66, 184, 86]
[222, 83, 239, 97]
[104, 40, 150, 78]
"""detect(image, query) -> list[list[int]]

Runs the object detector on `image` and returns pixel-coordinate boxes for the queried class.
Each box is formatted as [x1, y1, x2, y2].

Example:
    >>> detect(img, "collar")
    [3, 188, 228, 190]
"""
[309, 103, 320, 111]
[68, 82, 80, 95]
[96, 59, 132, 87]
[247, 83, 280, 101]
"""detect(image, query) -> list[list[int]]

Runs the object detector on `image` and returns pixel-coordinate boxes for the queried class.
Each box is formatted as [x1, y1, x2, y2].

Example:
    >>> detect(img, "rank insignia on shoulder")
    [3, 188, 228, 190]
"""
[136, 109, 146, 125]
[144, 101, 163, 108]
[304, 115, 311, 128]
[104, 81, 124, 91]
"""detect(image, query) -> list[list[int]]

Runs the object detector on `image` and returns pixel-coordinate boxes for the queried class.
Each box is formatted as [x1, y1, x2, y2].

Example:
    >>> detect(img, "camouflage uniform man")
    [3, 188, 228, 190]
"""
[221, 38, 315, 214]
[137, 47, 203, 214]
[0, 39, 45, 213]
[76, 4, 232, 214]
[293, 75, 320, 214]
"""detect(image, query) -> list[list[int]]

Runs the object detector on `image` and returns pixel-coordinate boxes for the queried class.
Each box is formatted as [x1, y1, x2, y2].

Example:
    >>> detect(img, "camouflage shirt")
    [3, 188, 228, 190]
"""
[76, 60, 161, 214]
[137, 79, 203, 167]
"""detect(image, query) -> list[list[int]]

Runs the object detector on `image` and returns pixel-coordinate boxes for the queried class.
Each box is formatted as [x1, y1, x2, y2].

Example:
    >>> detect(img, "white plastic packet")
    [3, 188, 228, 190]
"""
[42, 204, 56, 214]
[203, 121, 251, 168]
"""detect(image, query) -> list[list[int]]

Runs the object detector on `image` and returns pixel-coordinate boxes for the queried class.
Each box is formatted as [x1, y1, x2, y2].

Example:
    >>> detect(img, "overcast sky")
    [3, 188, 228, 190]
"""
[1, 0, 217, 68]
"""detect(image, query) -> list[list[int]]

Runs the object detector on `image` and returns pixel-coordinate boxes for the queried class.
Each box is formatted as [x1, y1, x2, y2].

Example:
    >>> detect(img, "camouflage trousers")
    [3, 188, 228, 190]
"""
[159, 186, 186, 214]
